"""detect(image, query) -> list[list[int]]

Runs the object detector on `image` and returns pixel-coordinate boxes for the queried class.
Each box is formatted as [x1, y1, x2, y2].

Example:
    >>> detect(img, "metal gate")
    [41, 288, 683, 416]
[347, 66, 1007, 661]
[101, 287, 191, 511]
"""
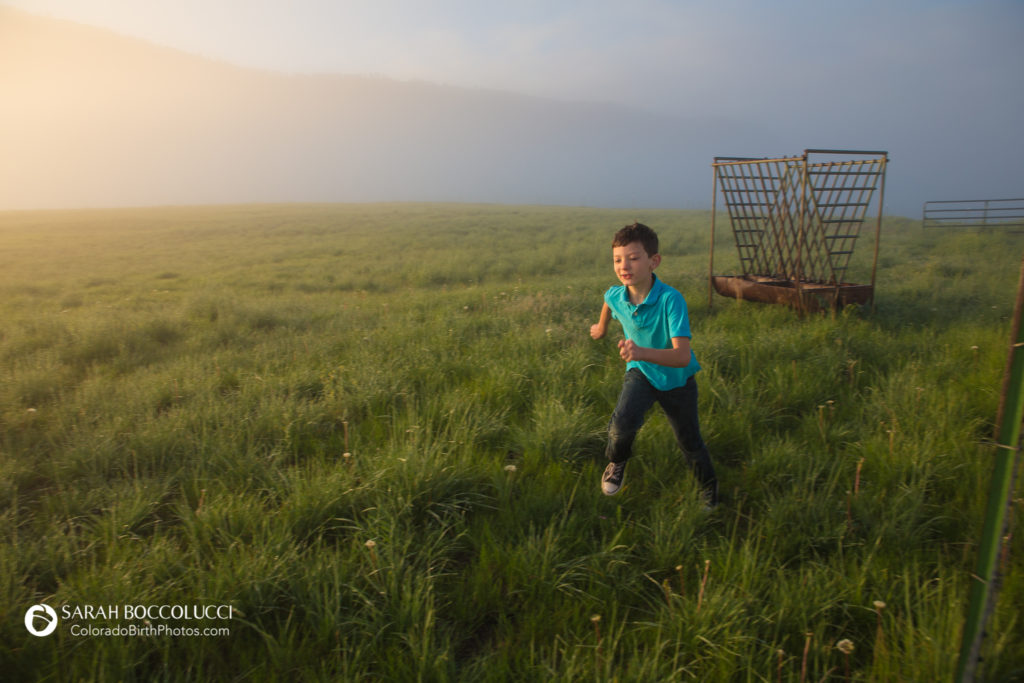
[709, 149, 888, 312]
[923, 198, 1024, 230]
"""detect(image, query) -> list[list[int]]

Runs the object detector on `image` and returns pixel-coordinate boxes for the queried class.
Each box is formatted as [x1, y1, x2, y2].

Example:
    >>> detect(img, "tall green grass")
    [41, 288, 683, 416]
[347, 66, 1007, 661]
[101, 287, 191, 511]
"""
[1, 203, 1021, 681]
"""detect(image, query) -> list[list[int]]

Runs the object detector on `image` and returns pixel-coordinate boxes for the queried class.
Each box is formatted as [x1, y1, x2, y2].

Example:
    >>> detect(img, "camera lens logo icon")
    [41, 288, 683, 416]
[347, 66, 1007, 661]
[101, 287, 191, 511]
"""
[25, 604, 58, 637]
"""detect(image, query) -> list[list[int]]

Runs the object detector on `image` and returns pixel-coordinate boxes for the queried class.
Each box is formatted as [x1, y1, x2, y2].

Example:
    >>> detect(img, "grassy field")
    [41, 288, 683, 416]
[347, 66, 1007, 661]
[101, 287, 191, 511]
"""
[1, 203, 1022, 681]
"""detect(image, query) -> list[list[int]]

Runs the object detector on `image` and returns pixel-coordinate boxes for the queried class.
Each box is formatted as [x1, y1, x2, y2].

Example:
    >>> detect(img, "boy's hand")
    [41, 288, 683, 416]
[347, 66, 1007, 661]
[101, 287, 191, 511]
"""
[618, 339, 644, 362]
[590, 323, 606, 340]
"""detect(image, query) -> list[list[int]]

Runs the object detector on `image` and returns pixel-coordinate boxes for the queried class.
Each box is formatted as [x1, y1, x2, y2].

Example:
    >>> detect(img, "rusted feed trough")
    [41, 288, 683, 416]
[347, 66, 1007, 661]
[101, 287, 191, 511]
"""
[709, 149, 888, 313]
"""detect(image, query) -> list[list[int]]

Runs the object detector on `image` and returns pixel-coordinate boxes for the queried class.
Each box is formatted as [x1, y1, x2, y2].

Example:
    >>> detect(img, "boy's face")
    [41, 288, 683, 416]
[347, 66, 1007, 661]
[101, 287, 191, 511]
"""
[612, 241, 660, 289]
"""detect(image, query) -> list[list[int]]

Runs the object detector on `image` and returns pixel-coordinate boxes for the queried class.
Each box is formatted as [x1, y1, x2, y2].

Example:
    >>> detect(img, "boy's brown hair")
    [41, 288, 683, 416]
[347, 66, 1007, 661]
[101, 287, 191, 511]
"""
[612, 221, 659, 257]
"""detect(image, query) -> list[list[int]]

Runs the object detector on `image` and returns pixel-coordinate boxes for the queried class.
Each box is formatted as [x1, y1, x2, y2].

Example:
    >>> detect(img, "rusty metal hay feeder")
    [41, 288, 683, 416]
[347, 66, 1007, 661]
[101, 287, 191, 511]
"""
[709, 149, 888, 312]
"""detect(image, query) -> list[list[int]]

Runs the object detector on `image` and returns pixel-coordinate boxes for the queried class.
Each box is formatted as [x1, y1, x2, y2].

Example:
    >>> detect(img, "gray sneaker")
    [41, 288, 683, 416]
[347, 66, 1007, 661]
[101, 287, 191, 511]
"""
[601, 461, 627, 496]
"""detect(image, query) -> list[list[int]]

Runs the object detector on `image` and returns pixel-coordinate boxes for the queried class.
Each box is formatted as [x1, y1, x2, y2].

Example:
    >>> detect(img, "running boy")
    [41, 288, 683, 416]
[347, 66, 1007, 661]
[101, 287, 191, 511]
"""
[590, 222, 718, 504]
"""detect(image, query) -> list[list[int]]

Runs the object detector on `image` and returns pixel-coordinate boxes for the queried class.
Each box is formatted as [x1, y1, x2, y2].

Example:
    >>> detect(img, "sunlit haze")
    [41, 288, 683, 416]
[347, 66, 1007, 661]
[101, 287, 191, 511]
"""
[1, 0, 1022, 214]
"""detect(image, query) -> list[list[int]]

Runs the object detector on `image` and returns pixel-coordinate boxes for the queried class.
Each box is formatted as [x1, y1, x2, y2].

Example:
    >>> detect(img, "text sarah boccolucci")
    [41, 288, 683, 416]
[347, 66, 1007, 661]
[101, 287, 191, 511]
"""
[60, 604, 234, 621]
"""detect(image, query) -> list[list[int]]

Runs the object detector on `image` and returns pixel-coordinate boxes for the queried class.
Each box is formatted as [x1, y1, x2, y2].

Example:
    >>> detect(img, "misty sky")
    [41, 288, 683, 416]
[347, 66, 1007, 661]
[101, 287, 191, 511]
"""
[3, 0, 1023, 214]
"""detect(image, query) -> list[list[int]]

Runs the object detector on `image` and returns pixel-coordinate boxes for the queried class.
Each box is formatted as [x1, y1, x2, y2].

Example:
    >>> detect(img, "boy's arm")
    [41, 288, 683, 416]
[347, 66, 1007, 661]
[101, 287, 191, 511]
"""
[618, 336, 691, 367]
[590, 302, 611, 339]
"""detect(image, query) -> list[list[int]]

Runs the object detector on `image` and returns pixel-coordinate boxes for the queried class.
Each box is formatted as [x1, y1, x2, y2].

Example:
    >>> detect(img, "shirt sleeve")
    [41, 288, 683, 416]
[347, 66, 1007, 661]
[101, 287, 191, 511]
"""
[666, 290, 691, 339]
[604, 287, 622, 322]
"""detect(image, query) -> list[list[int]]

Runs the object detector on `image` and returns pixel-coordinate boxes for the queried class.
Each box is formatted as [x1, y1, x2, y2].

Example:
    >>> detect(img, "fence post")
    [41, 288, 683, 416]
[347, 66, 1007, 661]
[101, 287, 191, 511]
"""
[956, 255, 1024, 681]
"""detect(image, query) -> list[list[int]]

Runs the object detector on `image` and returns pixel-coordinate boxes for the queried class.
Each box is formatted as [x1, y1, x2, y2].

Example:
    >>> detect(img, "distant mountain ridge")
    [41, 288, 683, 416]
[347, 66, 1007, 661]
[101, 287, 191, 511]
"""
[0, 7, 752, 210]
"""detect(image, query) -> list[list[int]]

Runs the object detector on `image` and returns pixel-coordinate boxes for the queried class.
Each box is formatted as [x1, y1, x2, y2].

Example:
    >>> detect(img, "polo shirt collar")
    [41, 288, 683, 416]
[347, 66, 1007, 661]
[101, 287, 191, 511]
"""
[621, 273, 665, 307]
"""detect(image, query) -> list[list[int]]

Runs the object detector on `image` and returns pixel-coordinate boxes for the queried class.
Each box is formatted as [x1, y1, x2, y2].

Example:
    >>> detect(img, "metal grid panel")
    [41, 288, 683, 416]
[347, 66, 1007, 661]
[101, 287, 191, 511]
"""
[713, 151, 887, 285]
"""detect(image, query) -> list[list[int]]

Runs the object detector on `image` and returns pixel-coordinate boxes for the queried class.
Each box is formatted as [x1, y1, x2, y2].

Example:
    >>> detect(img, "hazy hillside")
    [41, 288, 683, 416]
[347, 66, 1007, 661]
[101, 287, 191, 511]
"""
[0, 8, 756, 210]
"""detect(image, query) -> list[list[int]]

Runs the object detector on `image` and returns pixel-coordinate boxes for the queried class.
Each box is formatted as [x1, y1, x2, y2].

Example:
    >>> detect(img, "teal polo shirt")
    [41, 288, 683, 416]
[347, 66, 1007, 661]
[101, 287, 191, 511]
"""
[604, 274, 700, 390]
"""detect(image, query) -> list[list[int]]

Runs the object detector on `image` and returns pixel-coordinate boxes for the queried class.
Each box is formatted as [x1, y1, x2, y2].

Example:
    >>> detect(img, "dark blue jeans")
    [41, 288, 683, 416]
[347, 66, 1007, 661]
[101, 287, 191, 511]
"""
[606, 368, 718, 502]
